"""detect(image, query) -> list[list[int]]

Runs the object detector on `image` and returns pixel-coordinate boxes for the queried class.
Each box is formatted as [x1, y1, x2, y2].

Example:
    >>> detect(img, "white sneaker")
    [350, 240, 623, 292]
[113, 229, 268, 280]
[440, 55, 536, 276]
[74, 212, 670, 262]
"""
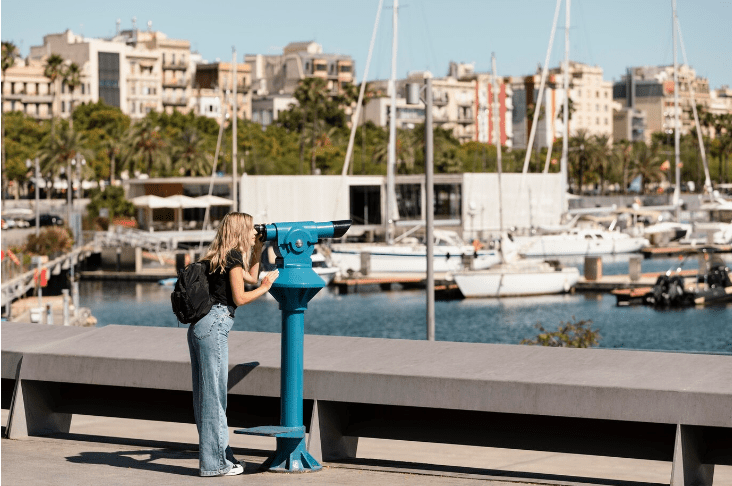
[225, 463, 244, 476]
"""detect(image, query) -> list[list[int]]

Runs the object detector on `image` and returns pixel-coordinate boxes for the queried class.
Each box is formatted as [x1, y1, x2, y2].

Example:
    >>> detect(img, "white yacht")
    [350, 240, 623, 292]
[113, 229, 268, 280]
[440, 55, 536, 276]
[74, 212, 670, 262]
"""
[328, 230, 501, 275]
[451, 237, 580, 298]
[511, 228, 649, 257]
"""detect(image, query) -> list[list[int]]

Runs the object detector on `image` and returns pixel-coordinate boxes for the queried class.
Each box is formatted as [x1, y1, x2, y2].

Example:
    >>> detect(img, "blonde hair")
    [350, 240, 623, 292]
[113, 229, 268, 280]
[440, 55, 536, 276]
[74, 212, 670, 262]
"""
[201, 212, 254, 274]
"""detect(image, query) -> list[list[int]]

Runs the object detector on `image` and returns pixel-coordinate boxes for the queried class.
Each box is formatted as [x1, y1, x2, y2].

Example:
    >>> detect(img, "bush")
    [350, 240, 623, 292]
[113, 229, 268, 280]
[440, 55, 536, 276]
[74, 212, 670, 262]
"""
[520, 318, 600, 348]
[86, 186, 135, 220]
[21, 227, 75, 256]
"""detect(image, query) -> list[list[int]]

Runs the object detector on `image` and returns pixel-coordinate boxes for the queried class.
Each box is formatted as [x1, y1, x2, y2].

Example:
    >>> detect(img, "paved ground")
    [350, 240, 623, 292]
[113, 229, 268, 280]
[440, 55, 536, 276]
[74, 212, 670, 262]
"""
[4, 411, 731, 485]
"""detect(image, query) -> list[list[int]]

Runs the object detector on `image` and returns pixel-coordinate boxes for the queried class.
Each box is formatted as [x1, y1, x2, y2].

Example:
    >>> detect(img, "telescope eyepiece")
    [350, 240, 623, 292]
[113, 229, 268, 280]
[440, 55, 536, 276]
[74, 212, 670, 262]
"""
[254, 224, 266, 242]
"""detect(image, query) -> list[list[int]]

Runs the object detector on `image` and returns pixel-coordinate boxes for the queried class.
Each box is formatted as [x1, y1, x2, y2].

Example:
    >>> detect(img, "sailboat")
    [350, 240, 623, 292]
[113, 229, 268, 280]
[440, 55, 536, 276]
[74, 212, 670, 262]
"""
[451, 53, 580, 298]
[328, 0, 501, 276]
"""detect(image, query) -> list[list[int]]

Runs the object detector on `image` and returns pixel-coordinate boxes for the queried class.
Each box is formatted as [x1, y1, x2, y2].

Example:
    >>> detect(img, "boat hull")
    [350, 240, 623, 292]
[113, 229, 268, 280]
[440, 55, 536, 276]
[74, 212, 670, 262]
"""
[513, 235, 648, 257]
[453, 267, 580, 298]
[330, 246, 500, 274]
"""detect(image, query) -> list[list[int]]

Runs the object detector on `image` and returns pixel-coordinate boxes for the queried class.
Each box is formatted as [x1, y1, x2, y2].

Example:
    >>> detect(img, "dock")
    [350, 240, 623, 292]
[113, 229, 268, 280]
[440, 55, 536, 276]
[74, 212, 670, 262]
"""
[333, 272, 452, 294]
[641, 244, 732, 257]
[575, 269, 698, 292]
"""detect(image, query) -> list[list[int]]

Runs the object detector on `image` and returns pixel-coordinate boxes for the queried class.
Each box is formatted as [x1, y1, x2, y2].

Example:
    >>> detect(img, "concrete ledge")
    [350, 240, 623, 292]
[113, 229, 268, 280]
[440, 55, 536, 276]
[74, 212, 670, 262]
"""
[2, 322, 731, 485]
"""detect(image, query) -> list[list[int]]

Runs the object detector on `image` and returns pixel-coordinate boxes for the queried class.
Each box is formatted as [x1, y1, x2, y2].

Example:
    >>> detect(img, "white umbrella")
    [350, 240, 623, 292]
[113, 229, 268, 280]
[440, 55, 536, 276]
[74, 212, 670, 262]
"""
[195, 195, 234, 207]
[131, 195, 170, 208]
[165, 194, 203, 208]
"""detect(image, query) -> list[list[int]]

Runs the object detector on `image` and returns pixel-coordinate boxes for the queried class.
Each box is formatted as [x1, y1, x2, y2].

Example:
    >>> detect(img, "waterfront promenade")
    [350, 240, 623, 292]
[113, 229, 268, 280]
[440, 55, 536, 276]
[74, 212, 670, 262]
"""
[7, 410, 732, 485]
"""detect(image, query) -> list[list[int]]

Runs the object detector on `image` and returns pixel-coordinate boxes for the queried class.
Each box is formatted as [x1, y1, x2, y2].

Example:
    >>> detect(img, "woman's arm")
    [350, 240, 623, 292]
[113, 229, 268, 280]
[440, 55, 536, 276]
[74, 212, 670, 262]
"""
[230, 266, 278, 307]
[241, 241, 263, 285]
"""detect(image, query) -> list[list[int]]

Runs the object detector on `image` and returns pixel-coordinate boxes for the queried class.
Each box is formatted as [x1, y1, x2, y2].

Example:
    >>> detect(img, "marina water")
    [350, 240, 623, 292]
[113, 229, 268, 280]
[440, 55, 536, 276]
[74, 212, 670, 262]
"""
[80, 254, 732, 355]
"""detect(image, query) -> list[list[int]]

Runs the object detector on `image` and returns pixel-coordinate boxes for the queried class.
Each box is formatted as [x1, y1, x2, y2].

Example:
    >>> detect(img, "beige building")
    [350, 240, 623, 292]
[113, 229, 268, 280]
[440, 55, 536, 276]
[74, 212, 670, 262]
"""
[12, 22, 196, 121]
[2, 58, 56, 119]
[364, 63, 513, 147]
[245, 41, 354, 97]
[613, 65, 711, 140]
[548, 61, 613, 140]
[193, 62, 252, 121]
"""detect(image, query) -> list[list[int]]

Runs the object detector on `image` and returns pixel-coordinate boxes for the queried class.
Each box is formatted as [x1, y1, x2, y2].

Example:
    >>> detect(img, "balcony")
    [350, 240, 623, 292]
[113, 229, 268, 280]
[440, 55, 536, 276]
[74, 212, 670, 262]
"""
[162, 79, 188, 89]
[162, 97, 188, 106]
[162, 62, 187, 71]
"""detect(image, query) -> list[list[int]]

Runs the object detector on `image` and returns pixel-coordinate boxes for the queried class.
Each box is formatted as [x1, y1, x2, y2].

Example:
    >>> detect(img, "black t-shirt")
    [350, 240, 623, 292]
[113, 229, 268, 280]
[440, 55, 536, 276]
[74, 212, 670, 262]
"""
[206, 249, 244, 311]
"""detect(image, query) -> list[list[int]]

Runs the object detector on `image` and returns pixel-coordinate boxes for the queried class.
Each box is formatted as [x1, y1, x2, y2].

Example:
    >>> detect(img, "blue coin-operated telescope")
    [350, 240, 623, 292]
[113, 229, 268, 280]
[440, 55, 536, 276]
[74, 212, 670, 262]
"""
[235, 220, 351, 473]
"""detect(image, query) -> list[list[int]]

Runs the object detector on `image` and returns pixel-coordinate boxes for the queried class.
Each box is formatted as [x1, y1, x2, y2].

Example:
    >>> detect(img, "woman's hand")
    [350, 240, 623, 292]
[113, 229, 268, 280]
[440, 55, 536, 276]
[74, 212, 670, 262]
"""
[261, 270, 279, 290]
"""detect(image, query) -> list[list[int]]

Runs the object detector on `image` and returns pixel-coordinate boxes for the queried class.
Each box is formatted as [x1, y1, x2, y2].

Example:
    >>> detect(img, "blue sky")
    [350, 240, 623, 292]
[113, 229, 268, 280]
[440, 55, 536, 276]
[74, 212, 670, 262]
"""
[2, 0, 730, 88]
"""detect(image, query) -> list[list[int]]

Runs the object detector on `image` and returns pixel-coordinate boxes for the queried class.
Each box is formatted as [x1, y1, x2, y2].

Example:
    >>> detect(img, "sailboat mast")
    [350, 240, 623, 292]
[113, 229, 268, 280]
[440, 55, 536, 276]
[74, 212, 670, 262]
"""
[492, 53, 504, 236]
[232, 47, 238, 212]
[386, 0, 399, 244]
[672, 0, 681, 209]
[561, 0, 570, 213]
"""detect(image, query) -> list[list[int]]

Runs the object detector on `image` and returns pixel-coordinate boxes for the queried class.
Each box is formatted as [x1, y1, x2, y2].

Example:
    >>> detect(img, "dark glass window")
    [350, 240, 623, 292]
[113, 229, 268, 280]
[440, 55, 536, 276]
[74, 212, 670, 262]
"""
[98, 52, 120, 107]
[434, 184, 462, 220]
[396, 183, 421, 220]
[350, 185, 381, 225]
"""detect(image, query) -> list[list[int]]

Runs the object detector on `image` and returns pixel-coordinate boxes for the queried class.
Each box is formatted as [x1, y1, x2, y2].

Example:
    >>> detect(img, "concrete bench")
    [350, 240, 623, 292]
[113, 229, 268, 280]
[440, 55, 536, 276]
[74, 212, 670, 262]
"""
[2, 322, 731, 485]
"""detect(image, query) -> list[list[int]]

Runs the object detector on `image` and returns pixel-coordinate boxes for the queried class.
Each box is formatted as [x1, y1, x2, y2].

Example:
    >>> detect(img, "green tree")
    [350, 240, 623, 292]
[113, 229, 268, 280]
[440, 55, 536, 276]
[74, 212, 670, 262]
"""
[593, 134, 613, 195]
[64, 62, 81, 126]
[2, 41, 19, 199]
[171, 126, 212, 176]
[38, 123, 91, 199]
[2, 112, 49, 185]
[122, 118, 171, 177]
[85, 185, 135, 219]
[44, 54, 65, 135]
[293, 77, 329, 174]
[567, 129, 596, 194]
[630, 141, 662, 194]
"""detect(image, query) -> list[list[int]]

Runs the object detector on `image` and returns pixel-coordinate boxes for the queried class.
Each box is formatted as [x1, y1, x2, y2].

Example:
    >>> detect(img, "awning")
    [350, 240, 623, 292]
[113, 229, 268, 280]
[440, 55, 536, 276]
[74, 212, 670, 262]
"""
[131, 195, 171, 208]
[195, 195, 234, 207]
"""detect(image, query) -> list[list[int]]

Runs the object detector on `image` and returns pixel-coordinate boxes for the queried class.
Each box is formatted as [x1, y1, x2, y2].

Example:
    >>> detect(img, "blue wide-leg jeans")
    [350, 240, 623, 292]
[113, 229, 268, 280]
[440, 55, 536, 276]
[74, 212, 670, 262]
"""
[187, 304, 238, 476]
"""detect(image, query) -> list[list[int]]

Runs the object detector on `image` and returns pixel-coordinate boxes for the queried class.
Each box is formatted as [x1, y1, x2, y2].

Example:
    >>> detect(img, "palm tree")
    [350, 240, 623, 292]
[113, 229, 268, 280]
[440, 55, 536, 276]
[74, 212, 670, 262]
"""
[171, 127, 212, 176]
[567, 129, 596, 194]
[1, 41, 16, 75]
[630, 142, 662, 194]
[64, 62, 81, 128]
[102, 126, 126, 184]
[38, 123, 90, 208]
[593, 135, 613, 195]
[293, 77, 329, 174]
[2, 41, 18, 201]
[122, 118, 171, 177]
[44, 54, 65, 136]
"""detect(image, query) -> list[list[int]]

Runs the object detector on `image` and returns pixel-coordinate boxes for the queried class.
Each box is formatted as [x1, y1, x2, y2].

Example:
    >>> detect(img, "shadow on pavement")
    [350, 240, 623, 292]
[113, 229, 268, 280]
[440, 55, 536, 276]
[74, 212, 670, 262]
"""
[52, 432, 271, 476]
[330, 457, 667, 486]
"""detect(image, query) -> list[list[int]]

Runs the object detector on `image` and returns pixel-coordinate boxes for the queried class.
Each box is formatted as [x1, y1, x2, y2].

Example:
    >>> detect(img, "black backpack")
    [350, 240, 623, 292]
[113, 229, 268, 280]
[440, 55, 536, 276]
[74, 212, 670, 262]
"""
[171, 261, 215, 324]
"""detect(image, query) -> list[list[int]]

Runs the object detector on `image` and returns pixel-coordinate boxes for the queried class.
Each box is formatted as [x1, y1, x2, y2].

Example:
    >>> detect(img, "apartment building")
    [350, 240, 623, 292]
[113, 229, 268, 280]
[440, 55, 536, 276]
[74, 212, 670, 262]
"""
[245, 42, 355, 97]
[613, 65, 710, 139]
[10, 22, 195, 121]
[512, 61, 612, 149]
[363, 63, 513, 147]
[709, 86, 732, 118]
[193, 62, 252, 121]
[2, 58, 56, 118]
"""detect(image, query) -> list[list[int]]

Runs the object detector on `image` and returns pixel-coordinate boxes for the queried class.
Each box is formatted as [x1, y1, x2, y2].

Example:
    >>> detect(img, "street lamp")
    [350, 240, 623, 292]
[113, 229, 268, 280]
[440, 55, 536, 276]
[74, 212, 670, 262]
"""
[406, 77, 435, 341]
[26, 158, 40, 235]
[72, 156, 86, 199]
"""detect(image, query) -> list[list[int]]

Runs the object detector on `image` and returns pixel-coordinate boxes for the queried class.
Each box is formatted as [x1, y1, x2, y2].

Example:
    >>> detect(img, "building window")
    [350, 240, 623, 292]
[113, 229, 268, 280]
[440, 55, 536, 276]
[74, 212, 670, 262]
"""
[604, 118, 608, 125]
[596, 104, 599, 111]
[596, 117, 600, 125]
[131, 101, 136, 113]
[162, 53, 165, 64]
[81, 83, 85, 95]
[339, 65, 352, 73]
[596, 91, 599, 98]
[61, 101, 65, 112]
[171, 53, 175, 64]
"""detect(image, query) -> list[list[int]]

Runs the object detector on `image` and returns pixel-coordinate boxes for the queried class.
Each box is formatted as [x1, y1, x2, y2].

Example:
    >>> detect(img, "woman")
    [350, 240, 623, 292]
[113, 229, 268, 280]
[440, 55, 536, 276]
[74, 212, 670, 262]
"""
[188, 212, 278, 477]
